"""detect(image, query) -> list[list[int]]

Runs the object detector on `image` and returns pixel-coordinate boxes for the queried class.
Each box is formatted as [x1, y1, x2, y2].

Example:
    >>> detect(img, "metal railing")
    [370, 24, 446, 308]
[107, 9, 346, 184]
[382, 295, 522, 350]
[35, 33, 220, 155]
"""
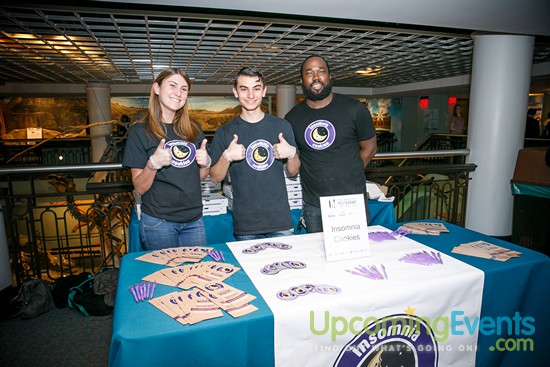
[0, 164, 132, 285]
[368, 149, 474, 225]
[0, 147, 474, 285]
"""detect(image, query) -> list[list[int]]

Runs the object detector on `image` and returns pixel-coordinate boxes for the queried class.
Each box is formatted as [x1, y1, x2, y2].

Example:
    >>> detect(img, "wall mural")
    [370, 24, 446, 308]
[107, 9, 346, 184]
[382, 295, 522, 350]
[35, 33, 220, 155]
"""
[0, 95, 399, 165]
[0, 95, 399, 140]
[0, 96, 271, 139]
[0, 97, 89, 139]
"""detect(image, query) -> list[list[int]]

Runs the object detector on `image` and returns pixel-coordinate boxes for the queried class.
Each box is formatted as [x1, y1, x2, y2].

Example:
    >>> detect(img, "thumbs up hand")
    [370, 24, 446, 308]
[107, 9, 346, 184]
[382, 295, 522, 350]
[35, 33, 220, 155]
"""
[223, 134, 246, 162]
[196, 139, 212, 168]
[273, 133, 297, 160]
[149, 139, 172, 169]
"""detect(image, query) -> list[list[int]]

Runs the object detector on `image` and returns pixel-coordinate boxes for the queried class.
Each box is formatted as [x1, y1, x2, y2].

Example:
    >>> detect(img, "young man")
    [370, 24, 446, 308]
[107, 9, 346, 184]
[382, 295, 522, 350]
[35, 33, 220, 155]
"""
[209, 67, 300, 240]
[284, 55, 377, 233]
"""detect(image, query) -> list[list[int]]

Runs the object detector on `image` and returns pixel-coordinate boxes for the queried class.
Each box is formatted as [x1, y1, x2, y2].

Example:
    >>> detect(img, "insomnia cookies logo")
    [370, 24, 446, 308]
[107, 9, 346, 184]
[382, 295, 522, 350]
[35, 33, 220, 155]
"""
[305, 120, 336, 150]
[333, 314, 438, 367]
[164, 140, 196, 168]
[246, 139, 274, 171]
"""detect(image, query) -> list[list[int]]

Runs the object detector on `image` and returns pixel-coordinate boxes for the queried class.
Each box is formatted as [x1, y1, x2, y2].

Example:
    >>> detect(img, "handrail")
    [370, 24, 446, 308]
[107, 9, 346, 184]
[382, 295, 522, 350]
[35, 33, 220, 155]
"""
[372, 149, 469, 160]
[0, 163, 125, 176]
[0, 149, 470, 176]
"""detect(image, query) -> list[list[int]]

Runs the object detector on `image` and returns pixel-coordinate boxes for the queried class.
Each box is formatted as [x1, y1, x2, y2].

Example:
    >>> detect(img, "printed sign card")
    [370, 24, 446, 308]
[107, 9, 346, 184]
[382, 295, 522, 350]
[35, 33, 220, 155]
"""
[398, 222, 449, 235]
[320, 194, 370, 262]
[452, 240, 521, 261]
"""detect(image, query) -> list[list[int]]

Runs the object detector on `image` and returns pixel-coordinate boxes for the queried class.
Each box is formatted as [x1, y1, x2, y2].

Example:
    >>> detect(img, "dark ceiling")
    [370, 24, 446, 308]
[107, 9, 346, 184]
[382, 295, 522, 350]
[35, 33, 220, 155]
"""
[1, 2, 549, 93]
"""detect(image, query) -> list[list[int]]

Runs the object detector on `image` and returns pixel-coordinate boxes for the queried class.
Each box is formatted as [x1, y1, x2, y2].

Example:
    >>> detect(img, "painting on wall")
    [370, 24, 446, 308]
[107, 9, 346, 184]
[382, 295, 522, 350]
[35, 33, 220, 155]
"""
[361, 97, 402, 130]
[1, 97, 89, 139]
[527, 94, 543, 121]
[1, 95, 272, 140]
[112, 96, 272, 133]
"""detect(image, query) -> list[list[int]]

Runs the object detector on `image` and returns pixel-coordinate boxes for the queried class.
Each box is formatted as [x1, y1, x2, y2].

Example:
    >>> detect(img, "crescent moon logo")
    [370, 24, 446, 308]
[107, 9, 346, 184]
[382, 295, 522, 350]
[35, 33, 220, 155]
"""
[171, 144, 190, 159]
[311, 126, 329, 143]
[246, 139, 274, 171]
[253, 146, 269, 163]
[304, 120, 336, 150]
[164, 140, 196, 168]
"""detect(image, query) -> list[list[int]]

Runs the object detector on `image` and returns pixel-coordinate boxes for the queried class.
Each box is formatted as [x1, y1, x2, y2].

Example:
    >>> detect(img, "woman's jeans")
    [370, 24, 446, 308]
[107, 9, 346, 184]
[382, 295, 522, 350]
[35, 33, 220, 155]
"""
[140, 212, 206, 250]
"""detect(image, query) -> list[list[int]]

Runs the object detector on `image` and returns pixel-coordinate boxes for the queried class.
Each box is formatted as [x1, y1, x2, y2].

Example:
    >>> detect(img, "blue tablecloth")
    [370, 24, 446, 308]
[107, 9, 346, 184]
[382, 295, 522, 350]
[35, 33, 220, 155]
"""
[111, 220, 550, 366]
[128, 200, 396, 252]
[400, 221, 550, 367]
[109, 245, 274, 367]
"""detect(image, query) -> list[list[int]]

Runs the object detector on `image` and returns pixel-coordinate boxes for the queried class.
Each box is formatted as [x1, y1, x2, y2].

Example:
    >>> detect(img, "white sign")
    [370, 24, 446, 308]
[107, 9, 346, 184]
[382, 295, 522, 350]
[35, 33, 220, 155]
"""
[320, 194, 370, 262]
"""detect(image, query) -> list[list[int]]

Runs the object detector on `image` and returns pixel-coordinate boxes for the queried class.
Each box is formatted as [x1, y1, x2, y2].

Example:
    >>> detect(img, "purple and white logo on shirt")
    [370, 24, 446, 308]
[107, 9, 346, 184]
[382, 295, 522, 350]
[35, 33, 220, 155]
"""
[246, 139, 274, 171]
[164, 140, 196, 168]
[305, 120, 336, 150]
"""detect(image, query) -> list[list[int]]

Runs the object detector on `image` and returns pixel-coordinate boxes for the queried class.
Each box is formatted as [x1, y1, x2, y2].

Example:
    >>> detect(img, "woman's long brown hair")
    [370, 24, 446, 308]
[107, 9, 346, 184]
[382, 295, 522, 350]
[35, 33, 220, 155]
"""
[143, 68, 199, 142]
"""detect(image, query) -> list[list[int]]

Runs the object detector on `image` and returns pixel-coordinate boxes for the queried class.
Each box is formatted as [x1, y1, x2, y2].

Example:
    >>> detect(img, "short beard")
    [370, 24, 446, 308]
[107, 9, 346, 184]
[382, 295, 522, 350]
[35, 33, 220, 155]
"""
[302, 80, 333, 101]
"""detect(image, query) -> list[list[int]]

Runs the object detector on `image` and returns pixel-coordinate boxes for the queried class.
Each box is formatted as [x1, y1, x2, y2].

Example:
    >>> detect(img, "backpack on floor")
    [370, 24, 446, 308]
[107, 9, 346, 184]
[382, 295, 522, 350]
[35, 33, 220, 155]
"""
[68, 268, 118, 317]
[10, 278, 55, 319]
[52, 272, 93, 308]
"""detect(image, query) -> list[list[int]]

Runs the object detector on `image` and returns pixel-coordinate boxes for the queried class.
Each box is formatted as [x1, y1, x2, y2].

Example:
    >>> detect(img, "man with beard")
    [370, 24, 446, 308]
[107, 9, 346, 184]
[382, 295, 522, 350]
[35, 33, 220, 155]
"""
[285, 55, 377, 233]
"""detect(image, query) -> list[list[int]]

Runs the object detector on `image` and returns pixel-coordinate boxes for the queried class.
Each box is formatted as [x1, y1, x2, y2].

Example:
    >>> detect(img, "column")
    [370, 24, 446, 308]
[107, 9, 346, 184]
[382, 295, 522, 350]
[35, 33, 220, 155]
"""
[86, 83, 112, 162]
[0, 204, 12, 289]
[465, 33, 535, 236]
[542, 92, 550, 132]
[276, 85, 297, 118]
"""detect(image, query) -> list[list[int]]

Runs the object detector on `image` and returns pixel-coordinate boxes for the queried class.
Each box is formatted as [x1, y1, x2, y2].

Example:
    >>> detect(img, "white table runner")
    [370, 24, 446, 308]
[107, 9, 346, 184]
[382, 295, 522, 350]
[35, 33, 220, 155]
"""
[228, 226, 484, 367]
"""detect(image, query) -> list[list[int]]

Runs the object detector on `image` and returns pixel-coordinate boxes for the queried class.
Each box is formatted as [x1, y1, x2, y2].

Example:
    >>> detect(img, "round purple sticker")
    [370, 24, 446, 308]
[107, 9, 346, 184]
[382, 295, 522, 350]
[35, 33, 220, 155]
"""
[246, 139, 274, 171]
[164, 140, 196, 168]
[304, 120, 336, 150]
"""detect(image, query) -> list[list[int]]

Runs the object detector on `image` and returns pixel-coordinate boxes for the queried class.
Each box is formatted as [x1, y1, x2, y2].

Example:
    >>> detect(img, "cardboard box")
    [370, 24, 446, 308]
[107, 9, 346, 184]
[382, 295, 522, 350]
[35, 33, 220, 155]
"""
[288, 199, 302, 209]
[202, 192, 228, 205]
[203, 205, 227, 215]
[512, 147, 550, 186]
[286, 183, 302, 192]
[222, 184, 233, 199]
[202, 191, 228, 216]
[287, 191, 302, 200]
[201, 176, 222, 193]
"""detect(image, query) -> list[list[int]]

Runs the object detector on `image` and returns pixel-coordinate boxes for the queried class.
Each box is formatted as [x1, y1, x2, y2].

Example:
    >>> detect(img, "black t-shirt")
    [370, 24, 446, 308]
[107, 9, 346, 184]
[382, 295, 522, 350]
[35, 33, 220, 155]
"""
[285, 93, 376, 207]
[210, 114, 297, 235]
[122, 122, 204, 223]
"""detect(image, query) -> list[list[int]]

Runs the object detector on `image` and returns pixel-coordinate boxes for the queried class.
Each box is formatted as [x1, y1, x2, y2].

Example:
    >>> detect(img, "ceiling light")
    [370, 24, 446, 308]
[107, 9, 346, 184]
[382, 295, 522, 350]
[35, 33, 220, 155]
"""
[354, 66, 382, 76]
[11, 33, 37, 40]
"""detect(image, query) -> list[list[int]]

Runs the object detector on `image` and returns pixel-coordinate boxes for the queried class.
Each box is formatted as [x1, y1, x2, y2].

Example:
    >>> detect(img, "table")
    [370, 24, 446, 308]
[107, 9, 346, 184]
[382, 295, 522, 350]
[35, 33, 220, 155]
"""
[128, 200, 396, 252]
[110, 220, 550, 366]
[110, 243, 275, 367]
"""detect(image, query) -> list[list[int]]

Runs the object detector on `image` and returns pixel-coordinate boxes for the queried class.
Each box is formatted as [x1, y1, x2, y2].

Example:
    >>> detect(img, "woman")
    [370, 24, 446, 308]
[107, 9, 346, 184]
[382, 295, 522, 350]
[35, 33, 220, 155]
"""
[449, 104, 465, 134]
[122, 68, 211, 249]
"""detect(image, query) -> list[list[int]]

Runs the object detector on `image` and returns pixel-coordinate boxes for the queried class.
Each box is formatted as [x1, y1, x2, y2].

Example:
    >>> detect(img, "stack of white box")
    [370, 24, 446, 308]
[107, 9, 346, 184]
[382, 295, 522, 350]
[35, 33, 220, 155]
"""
[223, 171, 302, 210]
[285, 171, 302, 209]
[222, 182, 235, 211]
[201, 176, 228, 215]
